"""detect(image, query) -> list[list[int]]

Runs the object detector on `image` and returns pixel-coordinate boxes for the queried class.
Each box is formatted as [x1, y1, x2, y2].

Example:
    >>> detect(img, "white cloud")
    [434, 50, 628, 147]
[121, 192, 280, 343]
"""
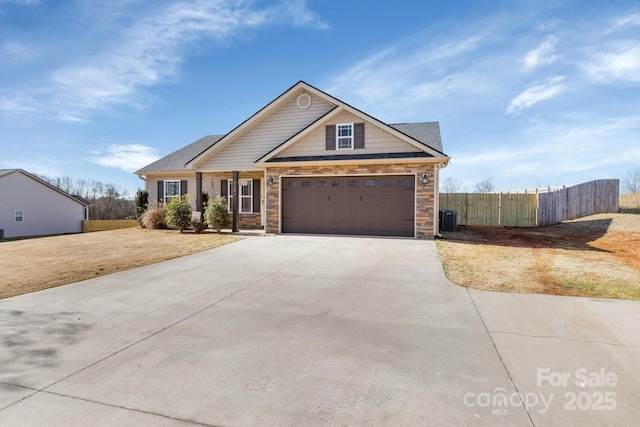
[0, 0, 327, 120]
[89, 144, 160, 172]
[0, 0, 40, 4]
[326, 30, 492, 119]
[280, 0, 329, 30]
[506, 76, 565, 115]
[0, 42, 41, 65]
[584, 42, 640, 83]
[608, 14, 640, 32]
[521, 35, 559, 71]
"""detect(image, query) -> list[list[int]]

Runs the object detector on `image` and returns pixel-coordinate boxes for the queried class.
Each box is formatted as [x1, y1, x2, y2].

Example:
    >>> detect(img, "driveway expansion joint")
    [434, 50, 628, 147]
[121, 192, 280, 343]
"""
[466, 288, 536, 427]
[41, 389, 218, 426]
[489, 330, 639, 348]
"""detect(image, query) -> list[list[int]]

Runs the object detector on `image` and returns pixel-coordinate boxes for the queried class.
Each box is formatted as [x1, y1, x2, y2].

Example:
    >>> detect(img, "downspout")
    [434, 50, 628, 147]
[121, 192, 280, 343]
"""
[434, 163, 445, 238]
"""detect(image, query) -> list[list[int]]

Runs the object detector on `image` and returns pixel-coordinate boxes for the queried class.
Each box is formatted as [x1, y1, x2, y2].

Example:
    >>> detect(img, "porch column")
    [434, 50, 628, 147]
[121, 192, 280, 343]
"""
[232, 170, 239, 232]
[195, 172, 202, 213]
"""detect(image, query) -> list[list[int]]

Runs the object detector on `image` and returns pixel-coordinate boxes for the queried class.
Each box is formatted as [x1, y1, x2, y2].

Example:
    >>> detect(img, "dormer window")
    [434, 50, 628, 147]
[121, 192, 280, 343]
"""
[336, 123, 354, 150]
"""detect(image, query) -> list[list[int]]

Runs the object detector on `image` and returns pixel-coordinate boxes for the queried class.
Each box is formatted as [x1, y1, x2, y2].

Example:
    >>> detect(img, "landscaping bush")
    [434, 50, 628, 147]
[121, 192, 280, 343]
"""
[141, 208, 166, 229]
[204, 195, 230, 232]
[191, 220, 208, 233]
[134, 188, 149, 222]
[165, 196, 192, 232]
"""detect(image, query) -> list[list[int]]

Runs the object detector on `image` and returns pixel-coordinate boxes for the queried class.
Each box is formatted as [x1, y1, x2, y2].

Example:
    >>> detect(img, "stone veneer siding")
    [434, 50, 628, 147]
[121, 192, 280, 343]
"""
[265, 163, 436, 238]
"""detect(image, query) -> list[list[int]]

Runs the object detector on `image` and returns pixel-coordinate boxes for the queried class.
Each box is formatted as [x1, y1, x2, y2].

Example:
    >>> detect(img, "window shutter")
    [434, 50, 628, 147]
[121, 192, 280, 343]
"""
[252, 179, 260, 213]
[221, 179, 228, 200]
[180, 180, 188, 196]
[326, 124, 336, 150]
[354, 123, 365, 149]
[157, 180, 164, 203]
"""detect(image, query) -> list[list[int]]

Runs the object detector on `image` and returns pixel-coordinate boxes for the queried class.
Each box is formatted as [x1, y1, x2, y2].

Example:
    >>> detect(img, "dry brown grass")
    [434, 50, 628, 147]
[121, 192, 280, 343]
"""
[436, 213, 640, 300]
[0, 228, 240, 299]
[620, 193, 640, 213]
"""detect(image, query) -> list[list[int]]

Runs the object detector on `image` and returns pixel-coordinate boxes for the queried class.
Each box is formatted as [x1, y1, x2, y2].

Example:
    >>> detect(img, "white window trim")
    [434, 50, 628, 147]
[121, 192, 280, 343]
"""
[165, 180, 181, 203]
[228, 179, 253, 213]
[15, 210, 24, 222]
[336, 123, 354, 150]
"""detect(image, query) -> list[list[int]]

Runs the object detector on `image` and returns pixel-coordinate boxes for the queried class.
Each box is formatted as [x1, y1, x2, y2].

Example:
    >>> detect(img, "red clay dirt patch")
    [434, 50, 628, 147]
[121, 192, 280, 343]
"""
[436, 213, 640, 300]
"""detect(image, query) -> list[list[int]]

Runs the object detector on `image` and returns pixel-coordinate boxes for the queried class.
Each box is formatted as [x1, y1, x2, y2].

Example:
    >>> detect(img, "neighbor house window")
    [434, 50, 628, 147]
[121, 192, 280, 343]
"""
[15, 210, 24, 222]
[164, 180, 180, 203]
[228, 179, 253, 213]
[337, 123, 353, 150]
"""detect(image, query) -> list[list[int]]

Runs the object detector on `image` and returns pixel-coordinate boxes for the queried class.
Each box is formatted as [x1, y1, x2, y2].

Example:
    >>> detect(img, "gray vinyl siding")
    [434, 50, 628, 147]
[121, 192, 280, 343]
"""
[147, 173, 262, 214]
[199, 92, 335, 171]
[147, 176, 198, 210]
[276, 111, 422, 159]
[0, 172, 85, 238]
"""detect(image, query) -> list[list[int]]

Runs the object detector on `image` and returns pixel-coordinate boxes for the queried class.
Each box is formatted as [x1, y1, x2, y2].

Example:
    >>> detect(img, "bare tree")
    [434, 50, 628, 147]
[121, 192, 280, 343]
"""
[441, 177, 463, 193]
[622, 168, 640, 194]
[33, 174, 134, 219]
[474, 173, 496, 193]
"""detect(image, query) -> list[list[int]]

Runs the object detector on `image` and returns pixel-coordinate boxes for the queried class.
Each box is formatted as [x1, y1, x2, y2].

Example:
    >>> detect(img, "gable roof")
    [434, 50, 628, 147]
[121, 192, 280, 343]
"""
[0, 169, 89, 206]
[135, 81, 448, 174]
[0, 169, 19, 178]
[135, 135, 224, 174]
[184, 81, 331, 170]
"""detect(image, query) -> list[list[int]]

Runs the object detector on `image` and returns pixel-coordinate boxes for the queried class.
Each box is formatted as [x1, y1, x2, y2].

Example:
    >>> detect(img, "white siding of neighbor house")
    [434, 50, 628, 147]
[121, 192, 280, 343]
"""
[0, 172, 85, 238]
[275, 111, 422, 159]
[198, 92, 335, 171]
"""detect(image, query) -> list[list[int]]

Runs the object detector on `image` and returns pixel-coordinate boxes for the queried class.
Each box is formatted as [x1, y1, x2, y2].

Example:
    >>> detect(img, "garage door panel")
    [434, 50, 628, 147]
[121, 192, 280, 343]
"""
[282, 175, 415, 237]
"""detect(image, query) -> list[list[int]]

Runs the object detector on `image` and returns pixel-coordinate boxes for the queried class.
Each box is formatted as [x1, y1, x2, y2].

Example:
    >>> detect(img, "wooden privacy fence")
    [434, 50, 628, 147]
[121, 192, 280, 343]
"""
[439, 193, 537, 227]
[537, 179, 619, 226]
[440, 179, 619, 228]
[82, 220, 139, 233]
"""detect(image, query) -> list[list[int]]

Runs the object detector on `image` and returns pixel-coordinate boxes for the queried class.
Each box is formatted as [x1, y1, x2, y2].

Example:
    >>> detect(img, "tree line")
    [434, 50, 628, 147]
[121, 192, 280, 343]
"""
[441, 168, 640, 194]
[35, 174, 135, 220]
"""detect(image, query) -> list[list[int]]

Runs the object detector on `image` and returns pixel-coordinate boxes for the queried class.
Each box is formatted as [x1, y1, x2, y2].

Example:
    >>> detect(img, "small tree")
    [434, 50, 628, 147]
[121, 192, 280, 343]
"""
[134, 188, 149, 221]
[474, 173, 496, 193]
[441, 177, 462, 193]
[204, 195, 230, 232]
[622, 168, 640, 194]
[165, 195, 192, 232]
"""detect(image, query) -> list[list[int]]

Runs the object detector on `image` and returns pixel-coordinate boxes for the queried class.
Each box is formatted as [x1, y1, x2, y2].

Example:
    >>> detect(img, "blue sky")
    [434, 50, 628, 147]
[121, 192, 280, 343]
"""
[2, 0, 639, 196]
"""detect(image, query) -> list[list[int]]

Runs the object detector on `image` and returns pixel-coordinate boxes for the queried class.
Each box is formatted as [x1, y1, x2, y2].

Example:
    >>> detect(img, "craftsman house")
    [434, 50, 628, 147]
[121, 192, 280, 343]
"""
[135, 81, 450, 237]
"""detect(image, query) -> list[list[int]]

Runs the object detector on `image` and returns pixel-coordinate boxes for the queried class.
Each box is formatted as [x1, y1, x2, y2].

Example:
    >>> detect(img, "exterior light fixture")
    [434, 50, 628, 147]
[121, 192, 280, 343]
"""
[421, 173, 429, 184]
[268, 176, 274, 185]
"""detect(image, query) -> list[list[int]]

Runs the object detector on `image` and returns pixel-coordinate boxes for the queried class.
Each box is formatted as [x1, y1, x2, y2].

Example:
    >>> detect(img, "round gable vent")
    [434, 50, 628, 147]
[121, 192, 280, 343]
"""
[296, 93, 312, 109]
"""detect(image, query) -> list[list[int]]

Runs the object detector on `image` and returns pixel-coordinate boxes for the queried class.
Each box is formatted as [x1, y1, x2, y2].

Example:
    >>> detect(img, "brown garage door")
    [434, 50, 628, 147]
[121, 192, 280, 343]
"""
[281, 175, 415, 237]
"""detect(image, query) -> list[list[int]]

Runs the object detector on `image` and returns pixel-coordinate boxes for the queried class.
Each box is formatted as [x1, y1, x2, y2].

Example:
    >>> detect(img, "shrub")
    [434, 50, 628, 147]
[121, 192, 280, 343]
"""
[141, 208, 166, 229]
[134, 188, 149, 222]
[192, 221, 208, 233]
[204, 195, 230, 232]
[165, 195, 192, 232]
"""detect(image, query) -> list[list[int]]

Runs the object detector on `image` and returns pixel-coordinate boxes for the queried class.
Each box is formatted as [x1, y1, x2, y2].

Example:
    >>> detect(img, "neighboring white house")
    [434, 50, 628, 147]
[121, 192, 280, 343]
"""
[0, 169, 89, 239]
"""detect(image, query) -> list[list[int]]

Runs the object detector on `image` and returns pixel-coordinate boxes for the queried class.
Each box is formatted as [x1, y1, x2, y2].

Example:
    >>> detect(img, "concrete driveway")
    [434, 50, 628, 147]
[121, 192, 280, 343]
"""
[0, 235, 638, 426]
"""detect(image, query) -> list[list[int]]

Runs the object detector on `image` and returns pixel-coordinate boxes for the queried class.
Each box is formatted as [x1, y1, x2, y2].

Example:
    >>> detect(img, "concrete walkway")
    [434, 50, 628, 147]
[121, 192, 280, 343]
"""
[0, 235, 638, 426]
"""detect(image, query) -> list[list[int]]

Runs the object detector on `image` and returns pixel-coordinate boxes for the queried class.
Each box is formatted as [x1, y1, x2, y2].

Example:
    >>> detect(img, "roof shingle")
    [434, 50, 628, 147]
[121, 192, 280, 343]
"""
[135, 135, 224, 173]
